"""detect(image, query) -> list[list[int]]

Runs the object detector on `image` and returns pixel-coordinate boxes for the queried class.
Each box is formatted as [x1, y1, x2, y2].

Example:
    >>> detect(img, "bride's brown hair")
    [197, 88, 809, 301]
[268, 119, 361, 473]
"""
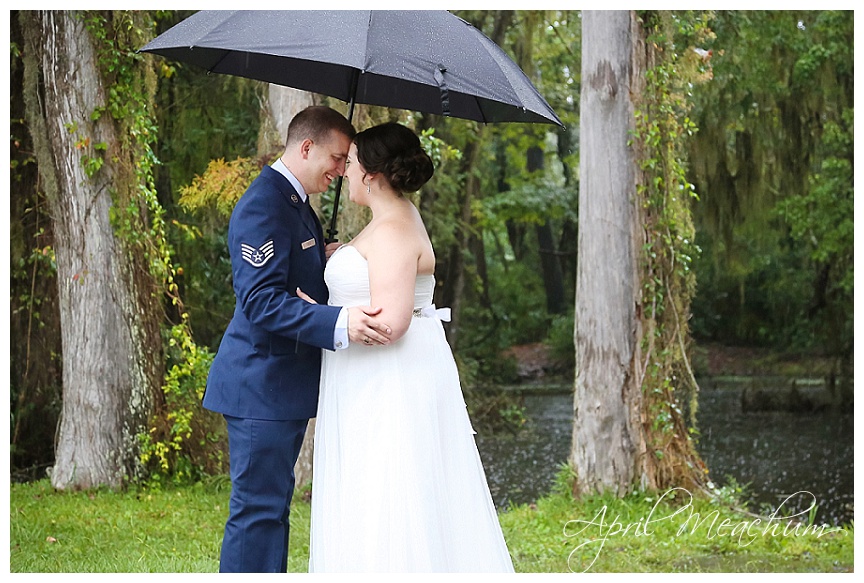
[354, 123, 434, 194]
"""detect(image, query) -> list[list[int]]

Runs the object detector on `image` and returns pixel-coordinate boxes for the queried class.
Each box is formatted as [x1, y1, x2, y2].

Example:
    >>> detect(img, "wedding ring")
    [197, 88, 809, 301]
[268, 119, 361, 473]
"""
[363, 337, 372, 345]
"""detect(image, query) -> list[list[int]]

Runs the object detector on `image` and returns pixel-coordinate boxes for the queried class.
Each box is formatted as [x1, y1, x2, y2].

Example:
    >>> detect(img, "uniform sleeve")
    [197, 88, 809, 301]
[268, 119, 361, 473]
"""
[228, 179, 340, 350]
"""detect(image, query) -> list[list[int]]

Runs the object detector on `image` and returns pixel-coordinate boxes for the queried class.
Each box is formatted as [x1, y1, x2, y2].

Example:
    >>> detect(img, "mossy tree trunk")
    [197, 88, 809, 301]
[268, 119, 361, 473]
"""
[21, 10, 163, 489]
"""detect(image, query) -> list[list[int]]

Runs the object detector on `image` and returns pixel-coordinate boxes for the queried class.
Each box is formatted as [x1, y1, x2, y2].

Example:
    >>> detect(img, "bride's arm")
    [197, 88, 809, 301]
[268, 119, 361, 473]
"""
[366, 221, 420, 342]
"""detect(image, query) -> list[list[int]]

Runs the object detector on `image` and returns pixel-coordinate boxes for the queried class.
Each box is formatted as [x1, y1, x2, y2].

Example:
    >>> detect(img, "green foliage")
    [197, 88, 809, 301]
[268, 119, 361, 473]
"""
[478, 177, 577, 227]
[424, 11, 579, 367]
[147, 10, 261, 352]
[83, 12, 164, 261]
[82, 11, 180, 319]
[775, 107, 853, 355]
[149, 157, 245, 352]
[10, 236, 62, 467]
[484, 260, 550, 346]
[415, 126, 465, 253]
[11, 238, 57, 324]
[419, 127, 462, 169]
[778, 110, 853, 281]
[149, 11, 261, 204]
[173, 156, 263, 351]
[688, 11, 853, 365]
[168, 224, 235, 352]
[139, 318, 226, 486]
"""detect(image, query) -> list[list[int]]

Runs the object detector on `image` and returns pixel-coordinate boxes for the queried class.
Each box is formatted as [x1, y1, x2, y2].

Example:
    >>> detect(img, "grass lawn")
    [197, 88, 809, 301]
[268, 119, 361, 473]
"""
[9, 477, 853, 573]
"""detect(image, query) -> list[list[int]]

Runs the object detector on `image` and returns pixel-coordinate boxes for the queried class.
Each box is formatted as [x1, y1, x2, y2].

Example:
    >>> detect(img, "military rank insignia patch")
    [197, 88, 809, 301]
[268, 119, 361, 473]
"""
[241, 240, 274, 267]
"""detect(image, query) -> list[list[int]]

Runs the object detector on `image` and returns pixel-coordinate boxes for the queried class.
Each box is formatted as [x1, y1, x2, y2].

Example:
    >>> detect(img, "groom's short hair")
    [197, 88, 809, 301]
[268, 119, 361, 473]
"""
[286, 106, 355, 147]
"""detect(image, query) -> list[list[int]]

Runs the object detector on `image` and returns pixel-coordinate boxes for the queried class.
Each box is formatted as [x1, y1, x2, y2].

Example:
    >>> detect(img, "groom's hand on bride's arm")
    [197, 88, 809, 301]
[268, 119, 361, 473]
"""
[296, 289, 391, 346]
[347, 306, 392, 346]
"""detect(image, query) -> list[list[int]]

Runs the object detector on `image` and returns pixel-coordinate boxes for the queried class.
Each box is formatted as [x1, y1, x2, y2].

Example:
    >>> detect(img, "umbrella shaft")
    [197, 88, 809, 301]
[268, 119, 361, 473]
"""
[326, 176, 344, 243]
[327, 70, 361, 243]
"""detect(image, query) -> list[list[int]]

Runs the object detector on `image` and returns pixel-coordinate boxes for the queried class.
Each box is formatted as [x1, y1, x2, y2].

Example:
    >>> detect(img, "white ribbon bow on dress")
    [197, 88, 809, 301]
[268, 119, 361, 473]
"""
[414, 304, 452, 322]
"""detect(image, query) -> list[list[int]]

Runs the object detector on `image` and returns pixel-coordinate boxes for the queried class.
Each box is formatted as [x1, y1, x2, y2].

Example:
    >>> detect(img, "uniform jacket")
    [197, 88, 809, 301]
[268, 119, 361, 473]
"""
[203, 165, 341, 420]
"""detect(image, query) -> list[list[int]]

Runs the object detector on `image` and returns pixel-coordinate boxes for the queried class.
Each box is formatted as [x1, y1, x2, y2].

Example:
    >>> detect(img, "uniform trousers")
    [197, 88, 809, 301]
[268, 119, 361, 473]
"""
[219, 415, 308, 573]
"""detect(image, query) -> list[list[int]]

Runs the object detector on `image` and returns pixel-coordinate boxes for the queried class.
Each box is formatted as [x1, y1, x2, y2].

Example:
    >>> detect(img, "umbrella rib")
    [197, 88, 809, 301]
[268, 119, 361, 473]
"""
[205, 49, 235, 77]
[359, 11, 373, 89]
[184, 11, 241, 76]
[476, 95, 489, 125]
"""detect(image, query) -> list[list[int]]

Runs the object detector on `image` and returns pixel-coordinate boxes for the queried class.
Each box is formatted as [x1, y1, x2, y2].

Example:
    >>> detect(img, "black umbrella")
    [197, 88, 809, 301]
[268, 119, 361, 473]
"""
[141, 10, 563, 239]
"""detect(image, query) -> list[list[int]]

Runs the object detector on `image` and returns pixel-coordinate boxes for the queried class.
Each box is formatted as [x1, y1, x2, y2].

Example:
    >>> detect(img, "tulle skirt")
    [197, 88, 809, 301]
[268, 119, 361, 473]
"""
[309, 316, 514, 572]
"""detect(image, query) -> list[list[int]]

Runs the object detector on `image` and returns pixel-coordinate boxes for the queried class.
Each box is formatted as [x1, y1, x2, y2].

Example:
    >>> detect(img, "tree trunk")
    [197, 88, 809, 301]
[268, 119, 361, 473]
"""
[438, 136, 485, 348]
[527, 145, 567, 315]
[261, 84, 316, 155]
[571, 10, 647, 496]
[260, 84, 321, 490]
[571, 10, 707, 497]
[21, 10, 163, 489]
[535, 221, 567, 314]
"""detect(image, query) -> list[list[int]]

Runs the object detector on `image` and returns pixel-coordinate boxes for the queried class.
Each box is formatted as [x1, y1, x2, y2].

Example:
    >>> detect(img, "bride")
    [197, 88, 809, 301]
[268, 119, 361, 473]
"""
[304, 122, 514, 572]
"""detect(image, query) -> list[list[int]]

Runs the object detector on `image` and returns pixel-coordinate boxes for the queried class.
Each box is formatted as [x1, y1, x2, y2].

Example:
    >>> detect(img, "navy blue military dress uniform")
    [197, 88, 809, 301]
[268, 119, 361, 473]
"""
[204, 163, 343, 572]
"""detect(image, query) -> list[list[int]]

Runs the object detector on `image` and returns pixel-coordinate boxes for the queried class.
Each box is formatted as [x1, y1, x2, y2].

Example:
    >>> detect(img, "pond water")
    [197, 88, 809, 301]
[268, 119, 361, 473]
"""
[474, 381, 853, 526]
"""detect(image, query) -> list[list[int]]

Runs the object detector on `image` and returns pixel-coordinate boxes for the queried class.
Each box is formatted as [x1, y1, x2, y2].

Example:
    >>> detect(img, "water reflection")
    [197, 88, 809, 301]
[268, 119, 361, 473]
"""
[474, 383, 853, 526]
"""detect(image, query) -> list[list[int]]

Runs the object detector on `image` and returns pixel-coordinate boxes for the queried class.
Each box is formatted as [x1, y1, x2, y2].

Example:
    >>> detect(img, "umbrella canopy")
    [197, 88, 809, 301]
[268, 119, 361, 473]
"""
[140, 10, 562, 126]
[141, 10, 563, 239]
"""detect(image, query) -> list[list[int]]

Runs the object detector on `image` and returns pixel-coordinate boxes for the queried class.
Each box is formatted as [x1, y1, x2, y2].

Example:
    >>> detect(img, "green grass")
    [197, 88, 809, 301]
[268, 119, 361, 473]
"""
[9, 477, 853, 573]
[498, 477, 853, 573]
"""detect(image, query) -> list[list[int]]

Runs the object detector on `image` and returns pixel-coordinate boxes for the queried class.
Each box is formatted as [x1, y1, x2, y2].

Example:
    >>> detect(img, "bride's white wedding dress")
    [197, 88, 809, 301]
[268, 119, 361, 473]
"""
[309, 245, 514, 572]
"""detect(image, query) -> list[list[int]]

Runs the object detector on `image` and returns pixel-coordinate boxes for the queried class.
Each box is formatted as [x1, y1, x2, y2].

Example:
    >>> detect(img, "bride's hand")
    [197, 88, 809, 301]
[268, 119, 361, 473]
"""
[295, 287, 317, 304]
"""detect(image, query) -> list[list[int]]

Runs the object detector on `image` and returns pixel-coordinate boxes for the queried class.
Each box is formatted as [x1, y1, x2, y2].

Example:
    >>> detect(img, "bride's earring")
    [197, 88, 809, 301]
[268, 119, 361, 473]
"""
[366, 181, 371, 195]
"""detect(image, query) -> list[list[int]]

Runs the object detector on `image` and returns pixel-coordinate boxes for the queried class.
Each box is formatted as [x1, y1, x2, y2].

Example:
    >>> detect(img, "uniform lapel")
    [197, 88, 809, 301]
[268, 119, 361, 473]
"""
[298, 198, 319, 240]
[263, 166, 324, 258]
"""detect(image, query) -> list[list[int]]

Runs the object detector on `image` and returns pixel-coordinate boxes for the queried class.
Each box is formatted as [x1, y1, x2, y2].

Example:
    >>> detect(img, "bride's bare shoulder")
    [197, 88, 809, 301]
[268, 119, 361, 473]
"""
[368, 213, 426, 251]
[380, 208, 424, 235]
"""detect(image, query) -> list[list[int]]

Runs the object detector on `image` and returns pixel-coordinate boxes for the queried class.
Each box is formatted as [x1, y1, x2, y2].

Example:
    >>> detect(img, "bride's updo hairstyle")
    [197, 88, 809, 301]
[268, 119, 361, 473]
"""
[354, 122, 434, 194]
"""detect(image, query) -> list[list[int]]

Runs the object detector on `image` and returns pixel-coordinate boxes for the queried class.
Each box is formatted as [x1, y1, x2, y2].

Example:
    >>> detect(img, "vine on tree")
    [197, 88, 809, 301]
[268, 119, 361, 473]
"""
[631, 10, 714, 490]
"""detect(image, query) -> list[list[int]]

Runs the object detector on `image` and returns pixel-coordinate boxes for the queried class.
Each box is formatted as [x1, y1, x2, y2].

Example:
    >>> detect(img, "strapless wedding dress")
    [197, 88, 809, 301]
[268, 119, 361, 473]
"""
[309, 245, 514, 572]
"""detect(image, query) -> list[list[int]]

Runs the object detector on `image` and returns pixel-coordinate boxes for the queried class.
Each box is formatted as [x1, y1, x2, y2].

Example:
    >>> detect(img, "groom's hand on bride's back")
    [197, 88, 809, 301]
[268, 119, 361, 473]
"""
[347, 305, 392, 346]
[324, 242, 343, 259]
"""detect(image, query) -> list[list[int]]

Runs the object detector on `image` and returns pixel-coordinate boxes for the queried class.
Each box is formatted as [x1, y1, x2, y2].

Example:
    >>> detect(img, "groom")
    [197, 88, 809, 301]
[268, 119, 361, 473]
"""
[204, 106, 391, 572]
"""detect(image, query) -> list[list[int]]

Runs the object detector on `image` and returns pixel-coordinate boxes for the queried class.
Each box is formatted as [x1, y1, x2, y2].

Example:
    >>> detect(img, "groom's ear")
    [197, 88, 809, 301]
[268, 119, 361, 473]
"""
[299, 138, 314, 159]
